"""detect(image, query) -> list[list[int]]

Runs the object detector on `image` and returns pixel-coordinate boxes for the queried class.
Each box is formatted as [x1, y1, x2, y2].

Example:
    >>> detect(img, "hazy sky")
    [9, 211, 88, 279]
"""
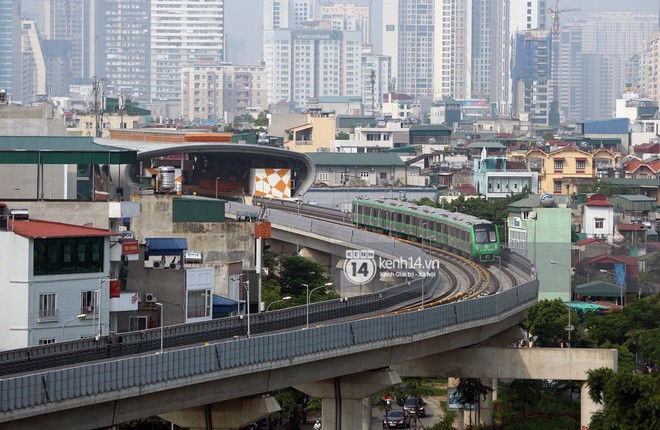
[225, 0, 658, 64]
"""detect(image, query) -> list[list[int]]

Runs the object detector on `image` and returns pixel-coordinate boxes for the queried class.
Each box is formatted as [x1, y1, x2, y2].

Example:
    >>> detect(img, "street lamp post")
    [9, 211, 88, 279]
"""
[244, 280, 251, 337]
[215, 177, 221, 199]
[421, 222, 427, 309]
[550, 261, 573, 347]
[61, 314, 87, 342]
[266, 296, 292, 312]
[155, 302, 163, 354]
[305, 282, 333, 329]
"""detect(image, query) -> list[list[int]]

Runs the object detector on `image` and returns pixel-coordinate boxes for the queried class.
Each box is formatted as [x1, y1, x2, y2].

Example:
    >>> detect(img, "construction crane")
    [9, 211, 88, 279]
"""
[547, 0, 579, 127]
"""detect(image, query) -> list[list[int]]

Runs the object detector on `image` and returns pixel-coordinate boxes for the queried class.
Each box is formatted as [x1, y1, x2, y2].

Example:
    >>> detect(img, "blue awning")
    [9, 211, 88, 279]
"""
[145, 238, 187, 256]
[213, 295, 238, 306]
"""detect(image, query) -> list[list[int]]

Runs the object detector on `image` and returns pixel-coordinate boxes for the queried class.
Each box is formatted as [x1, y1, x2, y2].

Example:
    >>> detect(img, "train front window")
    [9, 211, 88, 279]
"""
[474, 226, 497, 244]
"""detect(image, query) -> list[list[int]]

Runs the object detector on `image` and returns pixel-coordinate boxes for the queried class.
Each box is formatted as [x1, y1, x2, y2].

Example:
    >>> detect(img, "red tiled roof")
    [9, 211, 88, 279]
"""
[586, 200, 613, 207]
[617, 223, 645, 231]
[576, 238, 613, 247]
[9, 219, 116, 239]
[633, 143, 660, 153]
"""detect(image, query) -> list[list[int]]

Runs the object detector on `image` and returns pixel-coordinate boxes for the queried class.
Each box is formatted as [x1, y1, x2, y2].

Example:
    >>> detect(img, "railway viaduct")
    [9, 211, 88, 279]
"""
[0, 205, 617, 430]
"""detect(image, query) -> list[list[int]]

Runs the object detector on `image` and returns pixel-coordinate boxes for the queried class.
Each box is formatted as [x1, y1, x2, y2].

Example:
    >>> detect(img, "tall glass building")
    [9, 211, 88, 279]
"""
[0, 0, 21, 99]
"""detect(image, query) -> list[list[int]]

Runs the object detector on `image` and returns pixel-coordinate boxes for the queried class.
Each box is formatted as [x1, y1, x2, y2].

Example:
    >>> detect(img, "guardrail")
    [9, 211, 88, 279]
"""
[0, 205, 440, 376]
[0, 280, 538, 415]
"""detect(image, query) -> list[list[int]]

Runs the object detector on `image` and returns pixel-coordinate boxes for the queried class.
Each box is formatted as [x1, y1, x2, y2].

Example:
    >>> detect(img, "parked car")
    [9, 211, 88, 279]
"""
[402, 397, 426, 417]
[383, 410, 411, 429]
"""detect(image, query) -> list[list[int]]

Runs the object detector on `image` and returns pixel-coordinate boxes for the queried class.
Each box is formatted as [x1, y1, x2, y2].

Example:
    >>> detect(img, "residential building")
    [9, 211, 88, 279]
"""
[639, 32, 660, 101]
[621, 159, 660, 180]
[97, 0, 151, 103]
[42, 39, 71, 98]
[430, 97, 462, 128]
[282, 112, 336, 153]
[382, 93, 421, 121]
[263, 0, 319, 31]
[506, 195, 572, 301]
[582, 194, 615, 244]
[0, 214, 114, 350]
[19, 19, 47, 105]
[320, 1, 370, 45]
[581, 11, 657, 120]
[361, 48, 391, 115]
[557, 20, 584, 123]
[44, 0, 96, 82]
[306, 152, 407, 187]
[150, 0, 224, 101]
[0, 0, 21, 100]
[522, 146, 619, 195]
[332, 121, 410, 153]
[509, 0, 546, 32]
[576, 118, 630, 153]
[473, 153, 538, 199]
[511, 30, 552, 127]
[264, 28, 362, 107]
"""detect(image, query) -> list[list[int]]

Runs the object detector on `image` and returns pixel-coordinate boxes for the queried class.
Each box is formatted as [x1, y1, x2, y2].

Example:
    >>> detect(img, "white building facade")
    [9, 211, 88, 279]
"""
[583, 201, 615, 244]
[264, 28, 362, 107]
[150, 0, 224, 101]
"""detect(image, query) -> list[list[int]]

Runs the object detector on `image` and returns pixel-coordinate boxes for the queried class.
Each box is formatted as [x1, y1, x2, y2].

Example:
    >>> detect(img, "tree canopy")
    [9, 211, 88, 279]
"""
[520, 298, 577, 347]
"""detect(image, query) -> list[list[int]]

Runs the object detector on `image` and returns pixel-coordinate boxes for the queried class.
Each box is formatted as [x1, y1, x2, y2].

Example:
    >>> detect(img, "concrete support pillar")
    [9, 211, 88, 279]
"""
[478, 378, 495, 427]
[581, 381, 601, 429]
[159, 396, 280, 430]
[295, 369, 401, 430]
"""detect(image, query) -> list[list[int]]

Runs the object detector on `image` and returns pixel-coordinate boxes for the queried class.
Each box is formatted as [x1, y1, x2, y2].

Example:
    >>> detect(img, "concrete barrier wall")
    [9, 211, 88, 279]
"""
[0, 279, 538, 415]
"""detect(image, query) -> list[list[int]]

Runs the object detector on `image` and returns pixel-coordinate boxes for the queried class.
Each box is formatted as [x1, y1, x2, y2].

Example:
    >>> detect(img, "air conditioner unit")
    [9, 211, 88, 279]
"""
[145, 293, 158, 303]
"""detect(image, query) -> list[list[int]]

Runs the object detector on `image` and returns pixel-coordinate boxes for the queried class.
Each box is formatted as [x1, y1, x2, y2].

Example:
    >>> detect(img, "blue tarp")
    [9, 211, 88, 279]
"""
[145, 238, 187, 256]
[213, 295, 241, 318]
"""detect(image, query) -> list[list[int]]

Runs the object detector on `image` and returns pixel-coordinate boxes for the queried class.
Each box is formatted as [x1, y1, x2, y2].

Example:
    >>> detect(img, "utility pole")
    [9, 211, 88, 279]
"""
[547, 1, 579, 128]
[92, 76, 105, 138]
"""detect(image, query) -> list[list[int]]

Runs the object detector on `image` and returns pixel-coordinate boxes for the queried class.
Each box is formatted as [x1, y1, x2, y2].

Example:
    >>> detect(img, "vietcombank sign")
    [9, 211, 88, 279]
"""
[293, 30, 341, 41]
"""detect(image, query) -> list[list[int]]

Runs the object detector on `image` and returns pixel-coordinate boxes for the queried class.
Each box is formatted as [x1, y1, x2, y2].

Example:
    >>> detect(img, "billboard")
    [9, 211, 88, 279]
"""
[250, 168, 292, 199]
[447, 387, 475, 410]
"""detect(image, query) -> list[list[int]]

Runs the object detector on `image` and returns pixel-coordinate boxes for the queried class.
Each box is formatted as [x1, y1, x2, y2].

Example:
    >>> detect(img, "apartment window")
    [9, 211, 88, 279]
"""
[595, 218, 604, 229]
[360, 171, 370, 181]
[39, 293, 57, 320]
[576, 159, 586, 171]
[34, 237, 104, 276]
[553, 159, 564, 171]
[318, 172, 329, 181]
[81, 290, 99, 315]
[187, 289, 211, 319]
[38, 338, 56, 345]
[128, 316, 148, 331]
[553, 180, 562, 192]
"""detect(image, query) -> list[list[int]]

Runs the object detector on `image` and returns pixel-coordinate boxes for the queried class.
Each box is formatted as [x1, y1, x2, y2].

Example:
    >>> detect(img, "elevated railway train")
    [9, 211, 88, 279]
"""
[352, 197, 500, 262]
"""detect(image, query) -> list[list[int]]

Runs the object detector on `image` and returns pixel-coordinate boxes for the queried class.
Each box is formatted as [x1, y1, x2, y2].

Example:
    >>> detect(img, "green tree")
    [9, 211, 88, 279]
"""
[254, 111, 269, 127]
[456, 378, 493, 428]
[581, 181, 635, 196]
[336, 131, 350, 140]
[272, 388, 310, 426]
[581, 294, 660, 370]
[520, 298, 576, 347]
[587, 368, 660, 430]
[278, 256, 331, 300]
[506, 379, 544, 417]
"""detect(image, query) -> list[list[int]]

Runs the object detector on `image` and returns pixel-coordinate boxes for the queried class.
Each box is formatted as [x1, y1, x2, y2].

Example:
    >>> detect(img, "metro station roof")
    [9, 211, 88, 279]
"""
[0, 136, 138, 164]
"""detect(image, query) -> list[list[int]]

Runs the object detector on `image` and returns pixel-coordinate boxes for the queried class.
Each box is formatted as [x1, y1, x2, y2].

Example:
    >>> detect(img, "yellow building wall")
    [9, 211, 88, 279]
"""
[284, 116, 337, 153]
[525, 148, 618, 195]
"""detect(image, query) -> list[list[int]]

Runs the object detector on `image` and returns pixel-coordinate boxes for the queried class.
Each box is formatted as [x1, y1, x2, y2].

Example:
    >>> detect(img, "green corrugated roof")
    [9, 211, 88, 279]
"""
[0, 136, 138, 164]
[307, 152, 405, 166]
[385, 146, 417, 153]
[615, 195, 655, 202]
[602, 178, 660, 187]
[467, 141, 507, 149]
[409, 125, 452, 132]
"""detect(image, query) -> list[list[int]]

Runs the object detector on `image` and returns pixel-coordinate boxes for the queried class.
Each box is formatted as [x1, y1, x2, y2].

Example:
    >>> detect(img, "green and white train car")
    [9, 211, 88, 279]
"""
[352, 197, 500, 262]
